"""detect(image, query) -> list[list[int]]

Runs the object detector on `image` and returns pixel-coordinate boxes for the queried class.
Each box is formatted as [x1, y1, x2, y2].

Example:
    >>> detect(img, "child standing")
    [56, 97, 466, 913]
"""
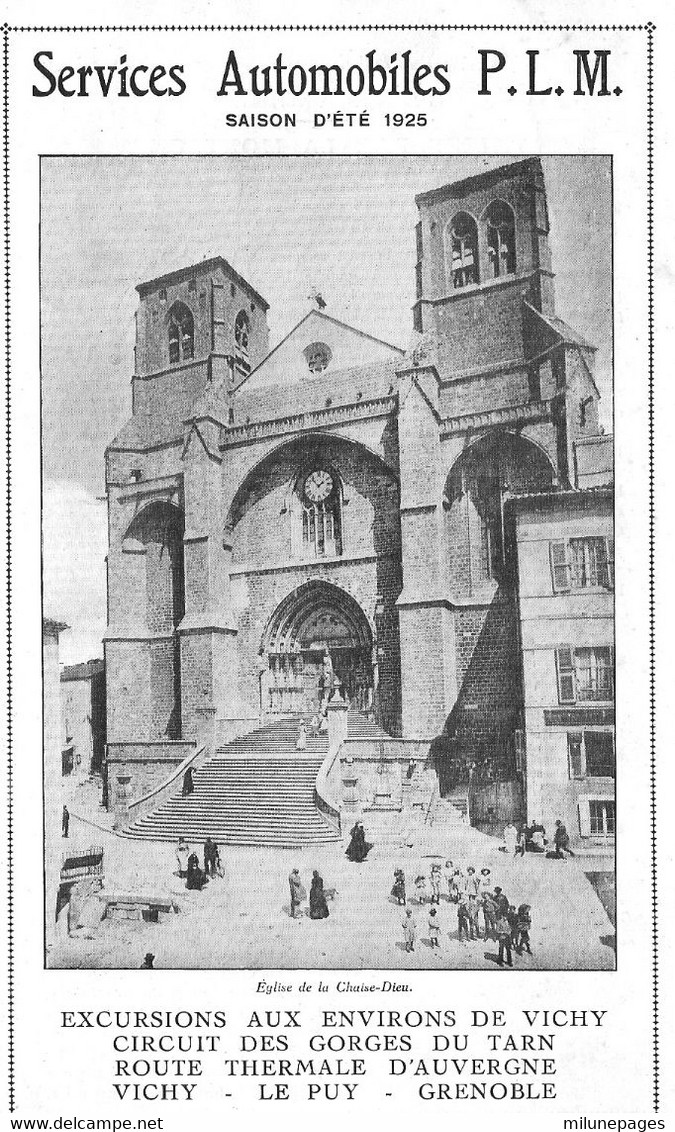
[403, 908, 416, 952]
[391, 868, 406, 906]
[508, 904, 520, 949]
[430, 862, 442, 904]
[482, 891, 497, 940]
[414, 873, 427, 904]
[467, 893, 480, 939]
[516, 903, 532, 954]
[448, 868, 463, 904]
[428, 906, 441, 948]
[457, 893, 470, 941]
[464, 866, 480, 897]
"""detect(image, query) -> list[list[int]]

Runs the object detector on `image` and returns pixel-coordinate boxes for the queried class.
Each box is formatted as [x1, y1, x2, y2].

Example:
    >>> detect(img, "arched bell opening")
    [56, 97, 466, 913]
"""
[261, 581, 375, 718]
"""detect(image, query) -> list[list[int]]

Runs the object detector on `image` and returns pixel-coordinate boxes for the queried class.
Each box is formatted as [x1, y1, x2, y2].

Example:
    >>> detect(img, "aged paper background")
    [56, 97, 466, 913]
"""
[1, 1, 674, 1127]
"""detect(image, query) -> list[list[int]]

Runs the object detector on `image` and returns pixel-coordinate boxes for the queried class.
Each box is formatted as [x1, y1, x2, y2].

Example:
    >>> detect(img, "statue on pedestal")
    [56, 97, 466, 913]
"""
[318, 646, 334, 712]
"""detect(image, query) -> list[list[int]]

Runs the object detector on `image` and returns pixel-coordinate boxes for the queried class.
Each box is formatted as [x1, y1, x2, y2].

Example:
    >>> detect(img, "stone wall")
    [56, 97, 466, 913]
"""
[106, 740, 195, 805]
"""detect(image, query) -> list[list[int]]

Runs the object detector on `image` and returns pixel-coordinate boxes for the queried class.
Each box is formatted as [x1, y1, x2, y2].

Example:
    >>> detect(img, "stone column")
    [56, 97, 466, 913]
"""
[396, 364, 458, 737]
[113, 773, 132, 829]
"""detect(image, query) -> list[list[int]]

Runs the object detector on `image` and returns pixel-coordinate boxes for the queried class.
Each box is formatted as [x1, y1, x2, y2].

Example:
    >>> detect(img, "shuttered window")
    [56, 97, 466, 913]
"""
[555, 646, 614, 704]
[589, 799, 615, 835]
[555, 647, 576, 703]
[550, 541, 570, 591]
[568, 731, 615, 779]
[549, 536, 613, 591]
[568, 732, 584, 778]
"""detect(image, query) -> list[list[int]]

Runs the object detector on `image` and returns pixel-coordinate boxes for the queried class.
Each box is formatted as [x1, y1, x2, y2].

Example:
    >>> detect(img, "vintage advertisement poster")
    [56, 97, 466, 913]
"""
[1, 2, 673, 1129]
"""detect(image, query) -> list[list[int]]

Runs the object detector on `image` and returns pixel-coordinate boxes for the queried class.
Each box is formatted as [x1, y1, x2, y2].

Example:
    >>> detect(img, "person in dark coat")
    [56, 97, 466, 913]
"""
[515, 904, 532, 954]
[345, 821, 373, 862]
[554, 819, 575, 857]
[62, 805, 70, 838]
[140, 953, 155, 969]
[182, 767, 195, 796]
[495, 911, 513, 967]
[493, 887, 510, 916]
[186, 852, 208, 890]
[309, 870, 330, 919]
[204, 837, 218, 876]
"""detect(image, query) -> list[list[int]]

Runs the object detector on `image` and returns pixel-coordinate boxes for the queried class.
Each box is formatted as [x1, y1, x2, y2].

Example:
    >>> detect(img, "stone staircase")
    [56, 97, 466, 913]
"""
[428, 794, 469, 826]
[346, 711, 392, 740]
[117, 717, 340, 847]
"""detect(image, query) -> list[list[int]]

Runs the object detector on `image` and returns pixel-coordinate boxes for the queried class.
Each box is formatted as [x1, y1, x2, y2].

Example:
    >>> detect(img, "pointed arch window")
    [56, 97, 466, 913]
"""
[167, 302, 194, 364]
[449, 212, 479, 289]
[234, 309, 250, 354]
[486, 201, 516, 279]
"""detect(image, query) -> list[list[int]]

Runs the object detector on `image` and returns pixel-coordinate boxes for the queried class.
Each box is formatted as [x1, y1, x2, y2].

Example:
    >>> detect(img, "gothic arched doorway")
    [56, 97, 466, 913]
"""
[261, 582, 374, 716]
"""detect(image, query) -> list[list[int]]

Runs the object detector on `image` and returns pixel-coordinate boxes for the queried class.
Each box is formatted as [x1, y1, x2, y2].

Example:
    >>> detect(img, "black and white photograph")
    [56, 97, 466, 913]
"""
[41, 153, 616, 970]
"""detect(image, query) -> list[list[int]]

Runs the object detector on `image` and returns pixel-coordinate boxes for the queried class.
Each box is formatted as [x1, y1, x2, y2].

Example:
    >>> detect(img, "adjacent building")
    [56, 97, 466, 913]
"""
[510, 464, 614, 844]
[60, 658, 106, 776]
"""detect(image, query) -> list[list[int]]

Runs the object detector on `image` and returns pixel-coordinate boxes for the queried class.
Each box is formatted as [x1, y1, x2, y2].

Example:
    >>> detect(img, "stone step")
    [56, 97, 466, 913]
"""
[119, 717, 340, 845]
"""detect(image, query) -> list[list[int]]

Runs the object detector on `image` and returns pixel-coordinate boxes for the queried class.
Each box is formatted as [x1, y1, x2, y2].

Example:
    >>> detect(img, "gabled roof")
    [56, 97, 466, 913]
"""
[237, 307, 404, 393]
[136, 256, 269, 311]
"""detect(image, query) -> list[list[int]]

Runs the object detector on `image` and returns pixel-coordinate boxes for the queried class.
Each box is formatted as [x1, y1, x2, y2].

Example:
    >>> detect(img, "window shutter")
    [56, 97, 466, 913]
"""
[594, 538, 609, 588]
[606, 537, 614, 588]
[568, 733, 583, 779]
[577, 797, 590, 838]
[555, 646, 576, 703]
[549, 541, 570, 591]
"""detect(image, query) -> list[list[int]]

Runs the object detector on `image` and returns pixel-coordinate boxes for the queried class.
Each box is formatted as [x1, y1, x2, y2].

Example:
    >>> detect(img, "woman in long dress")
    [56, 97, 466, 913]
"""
[503, 821, 518, 856]
[176, 837, 190, 878]
[309, 870, 329, 919]
[182, 767, 195, 796]
[296, 720, 307, 750]
[345, 821, 373, 862]
[186, 852, 207, 890]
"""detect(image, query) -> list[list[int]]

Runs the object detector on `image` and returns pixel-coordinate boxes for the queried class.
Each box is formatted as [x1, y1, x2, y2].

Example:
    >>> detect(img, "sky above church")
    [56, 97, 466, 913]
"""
[41, 154, 612, 662]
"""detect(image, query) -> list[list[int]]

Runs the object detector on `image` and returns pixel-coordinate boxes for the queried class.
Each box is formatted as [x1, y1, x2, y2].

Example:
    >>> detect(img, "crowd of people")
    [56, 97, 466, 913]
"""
[392, 859, 533, 967]
[167, 809, 579, 967]
[500, 819, 575, 859]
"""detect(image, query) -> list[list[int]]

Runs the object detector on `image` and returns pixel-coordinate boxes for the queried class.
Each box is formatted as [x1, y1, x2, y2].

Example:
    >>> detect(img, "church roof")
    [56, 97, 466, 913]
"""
[136, 256, 269, 311]
[415, 157, 542, 207]
[191, 356, 401, 431]
[109, 355, 402, 453]
[233, 357, 399, 424]
[522, 300, 595, 352]
[107, 408, 187, 452]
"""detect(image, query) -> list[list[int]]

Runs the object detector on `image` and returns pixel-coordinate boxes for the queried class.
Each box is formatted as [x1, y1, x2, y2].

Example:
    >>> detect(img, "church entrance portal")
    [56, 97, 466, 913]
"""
[262, 582, 374, 717]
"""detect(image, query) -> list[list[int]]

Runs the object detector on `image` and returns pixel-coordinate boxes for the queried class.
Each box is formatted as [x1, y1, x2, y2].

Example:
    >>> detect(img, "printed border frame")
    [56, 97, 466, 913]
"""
[1, 20, 656, 1113]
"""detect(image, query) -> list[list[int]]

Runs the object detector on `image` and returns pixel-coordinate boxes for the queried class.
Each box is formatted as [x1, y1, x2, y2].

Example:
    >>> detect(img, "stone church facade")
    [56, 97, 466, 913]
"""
[104, 158, 612, 834]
